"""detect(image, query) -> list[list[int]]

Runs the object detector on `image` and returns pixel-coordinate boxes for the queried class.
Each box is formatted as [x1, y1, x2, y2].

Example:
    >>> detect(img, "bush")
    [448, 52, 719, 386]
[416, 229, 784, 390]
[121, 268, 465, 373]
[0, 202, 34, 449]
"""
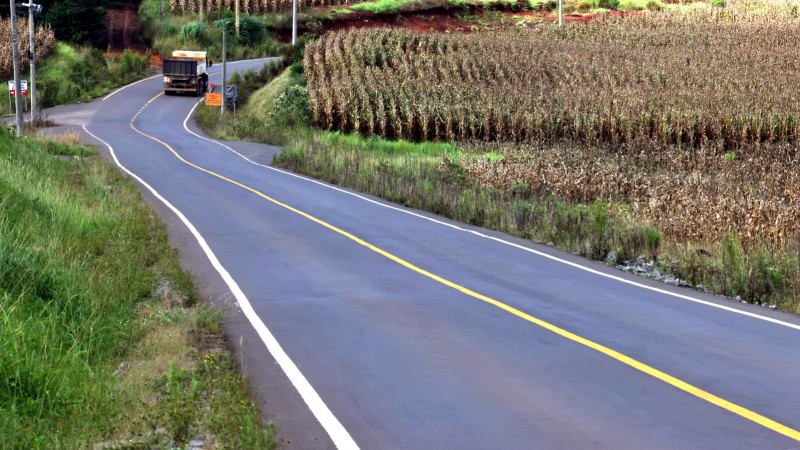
[646, 0, 664, 10]
[213, 16, 266, 46]
[599, 0, 619, 9]
[112, 49, 150, 84]
[269, 84, 310, 127]
[162, 21, 179, 36]
[576, 0, 597, 12]
[181, 22, 208, 41]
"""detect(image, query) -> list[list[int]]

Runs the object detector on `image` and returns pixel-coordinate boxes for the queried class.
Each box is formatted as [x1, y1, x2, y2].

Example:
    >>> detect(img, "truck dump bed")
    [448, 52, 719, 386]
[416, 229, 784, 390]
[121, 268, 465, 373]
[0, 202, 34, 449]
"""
[163, 60, 197, 76]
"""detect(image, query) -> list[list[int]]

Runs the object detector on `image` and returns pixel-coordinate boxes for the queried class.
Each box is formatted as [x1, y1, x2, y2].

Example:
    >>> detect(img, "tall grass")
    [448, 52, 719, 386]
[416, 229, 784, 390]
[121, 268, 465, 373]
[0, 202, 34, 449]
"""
[0, 128, 274, 447]
[1, 43, 151, 117]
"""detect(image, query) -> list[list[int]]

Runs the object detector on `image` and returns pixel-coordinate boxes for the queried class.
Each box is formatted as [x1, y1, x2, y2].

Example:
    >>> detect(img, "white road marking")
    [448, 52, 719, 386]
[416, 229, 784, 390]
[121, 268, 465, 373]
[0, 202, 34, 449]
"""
[181, 103, 800, 332]
[103, 74, 162, 100]
[82, 124, 360, 450]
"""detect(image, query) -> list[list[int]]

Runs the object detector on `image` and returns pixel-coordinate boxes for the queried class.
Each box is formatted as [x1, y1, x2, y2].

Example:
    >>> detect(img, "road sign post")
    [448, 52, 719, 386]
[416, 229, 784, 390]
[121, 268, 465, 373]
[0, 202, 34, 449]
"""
[8, 79, 29, 113]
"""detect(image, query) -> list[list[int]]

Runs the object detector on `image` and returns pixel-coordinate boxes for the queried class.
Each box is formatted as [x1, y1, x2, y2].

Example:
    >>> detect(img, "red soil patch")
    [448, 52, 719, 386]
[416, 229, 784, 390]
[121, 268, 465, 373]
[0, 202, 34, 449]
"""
[305, 7, 638, 39]
[103, 49, 164, 68]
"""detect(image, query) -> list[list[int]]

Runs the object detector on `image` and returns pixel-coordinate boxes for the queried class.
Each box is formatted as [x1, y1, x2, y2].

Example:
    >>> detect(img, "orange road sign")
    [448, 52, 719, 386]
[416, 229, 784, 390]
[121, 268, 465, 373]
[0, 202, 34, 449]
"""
[205, 93, 222, 107]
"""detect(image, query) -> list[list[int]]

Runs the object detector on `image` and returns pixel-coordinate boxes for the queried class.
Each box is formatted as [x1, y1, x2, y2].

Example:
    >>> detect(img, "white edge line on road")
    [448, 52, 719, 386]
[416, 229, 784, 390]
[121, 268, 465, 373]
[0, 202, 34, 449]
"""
[103, 58, 278, 101]
[82, 124, 360, 450]
[103, 74, 162, 100]
[182, 102, 800, 332]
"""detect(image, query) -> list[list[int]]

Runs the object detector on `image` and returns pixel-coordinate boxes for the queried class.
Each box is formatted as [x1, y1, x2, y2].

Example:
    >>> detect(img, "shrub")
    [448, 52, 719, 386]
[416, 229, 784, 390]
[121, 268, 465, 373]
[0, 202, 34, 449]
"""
[162, 21, 179, 36]
[599, 0, 619, 9]
[576, 0, 596, 12]
[181, 22, 208, 41]
[214, 16, 266, 46]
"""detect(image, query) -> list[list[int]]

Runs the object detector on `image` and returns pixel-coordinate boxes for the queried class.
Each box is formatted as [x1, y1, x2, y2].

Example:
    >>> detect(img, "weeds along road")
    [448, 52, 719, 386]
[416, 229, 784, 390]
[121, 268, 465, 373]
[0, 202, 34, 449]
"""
[43, 58, 800, 449]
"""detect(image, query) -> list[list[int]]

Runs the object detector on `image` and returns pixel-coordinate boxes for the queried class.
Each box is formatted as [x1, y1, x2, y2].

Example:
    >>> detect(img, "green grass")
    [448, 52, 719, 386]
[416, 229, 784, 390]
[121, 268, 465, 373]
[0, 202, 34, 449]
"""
[350, 0, 422, 13]
[0, 43, 150, 117]
[139, 0, 289, 62]
[0, 129, 275, 448]
[617, 0, 664, 10]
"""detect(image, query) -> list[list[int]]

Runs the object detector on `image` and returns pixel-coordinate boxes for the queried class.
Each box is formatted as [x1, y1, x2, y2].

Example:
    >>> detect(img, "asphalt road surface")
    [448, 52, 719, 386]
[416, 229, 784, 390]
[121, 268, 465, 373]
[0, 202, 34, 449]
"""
[31, 58, 800, 449]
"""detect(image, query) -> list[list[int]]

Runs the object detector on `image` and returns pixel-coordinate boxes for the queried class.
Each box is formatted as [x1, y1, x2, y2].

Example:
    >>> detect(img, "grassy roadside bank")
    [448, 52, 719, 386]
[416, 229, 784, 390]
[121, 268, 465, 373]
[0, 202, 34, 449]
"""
[1, 43, 151, 118]
[197, 64, 800, 315]
[0, 128, 275, 448]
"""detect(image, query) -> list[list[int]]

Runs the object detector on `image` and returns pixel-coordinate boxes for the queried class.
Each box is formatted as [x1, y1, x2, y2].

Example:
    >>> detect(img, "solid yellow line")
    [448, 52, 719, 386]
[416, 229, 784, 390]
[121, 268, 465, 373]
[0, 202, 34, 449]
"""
[129, 93, 800, 443]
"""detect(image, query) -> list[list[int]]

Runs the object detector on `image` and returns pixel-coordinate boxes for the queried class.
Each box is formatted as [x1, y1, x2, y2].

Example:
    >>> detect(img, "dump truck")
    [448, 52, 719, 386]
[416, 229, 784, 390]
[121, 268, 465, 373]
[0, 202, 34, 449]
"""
[163, 50, 212, 96]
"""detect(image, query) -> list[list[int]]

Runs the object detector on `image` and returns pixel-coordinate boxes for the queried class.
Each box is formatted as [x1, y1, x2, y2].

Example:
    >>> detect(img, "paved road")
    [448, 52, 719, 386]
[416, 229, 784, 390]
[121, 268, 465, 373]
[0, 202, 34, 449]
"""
[33, 59, 800, 449]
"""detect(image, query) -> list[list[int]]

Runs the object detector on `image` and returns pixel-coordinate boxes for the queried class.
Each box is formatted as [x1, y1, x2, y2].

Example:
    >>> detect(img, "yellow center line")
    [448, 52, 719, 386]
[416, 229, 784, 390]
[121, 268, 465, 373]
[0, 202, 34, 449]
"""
[130, 92, 800, 443]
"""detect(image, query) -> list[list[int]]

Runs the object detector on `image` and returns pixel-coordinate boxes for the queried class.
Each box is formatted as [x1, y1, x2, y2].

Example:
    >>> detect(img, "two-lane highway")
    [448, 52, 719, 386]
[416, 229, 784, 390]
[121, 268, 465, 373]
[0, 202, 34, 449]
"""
[46, 58, 800, 448]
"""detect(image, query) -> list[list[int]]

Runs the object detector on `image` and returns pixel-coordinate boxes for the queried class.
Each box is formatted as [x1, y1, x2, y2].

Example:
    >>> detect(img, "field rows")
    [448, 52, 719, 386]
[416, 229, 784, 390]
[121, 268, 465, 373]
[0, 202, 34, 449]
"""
[305, 6, 800, 247]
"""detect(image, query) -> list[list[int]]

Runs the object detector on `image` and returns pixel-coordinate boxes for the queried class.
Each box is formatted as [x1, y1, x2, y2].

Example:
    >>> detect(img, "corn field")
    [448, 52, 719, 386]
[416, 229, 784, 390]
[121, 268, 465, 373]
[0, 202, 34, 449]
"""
[0, 19, 56, 79]
[459, 140, 799, 248]
[305, 4, 800, 248]
[306, 8, 800, 147]
[169, 0, 349, 14]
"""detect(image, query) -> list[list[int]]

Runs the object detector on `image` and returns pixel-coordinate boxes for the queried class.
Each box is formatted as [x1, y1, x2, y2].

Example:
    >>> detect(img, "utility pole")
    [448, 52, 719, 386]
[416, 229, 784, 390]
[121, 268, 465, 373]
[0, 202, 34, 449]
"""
[199, 0, 204, 22]
[235, 0, 240, 37]
[221, 29, 226, 115]
[291, 0, 297, 46]
[558, 0, 563, 26]
[10, 0, 24, 136]
[160, 0, 163, 18]
[24, 2, 41, 125]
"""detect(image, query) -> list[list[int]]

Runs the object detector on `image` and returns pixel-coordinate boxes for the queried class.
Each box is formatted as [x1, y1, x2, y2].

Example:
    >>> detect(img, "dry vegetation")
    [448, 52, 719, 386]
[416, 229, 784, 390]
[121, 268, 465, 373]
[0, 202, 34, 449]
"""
[305, 6, 800, 249]
[0, 19, 56, 79]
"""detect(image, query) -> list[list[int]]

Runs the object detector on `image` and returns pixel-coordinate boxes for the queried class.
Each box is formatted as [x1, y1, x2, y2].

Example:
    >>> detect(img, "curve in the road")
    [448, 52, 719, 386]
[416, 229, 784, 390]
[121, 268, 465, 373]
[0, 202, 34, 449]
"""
[127, 92, 800, 445]
[91, 92, 360, 449]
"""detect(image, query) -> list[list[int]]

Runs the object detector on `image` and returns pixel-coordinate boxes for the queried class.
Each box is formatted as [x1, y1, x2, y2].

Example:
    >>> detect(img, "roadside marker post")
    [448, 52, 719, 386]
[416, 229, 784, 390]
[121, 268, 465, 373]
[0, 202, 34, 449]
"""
[221, 30, 227, 115]
[10, 0, 25, 136]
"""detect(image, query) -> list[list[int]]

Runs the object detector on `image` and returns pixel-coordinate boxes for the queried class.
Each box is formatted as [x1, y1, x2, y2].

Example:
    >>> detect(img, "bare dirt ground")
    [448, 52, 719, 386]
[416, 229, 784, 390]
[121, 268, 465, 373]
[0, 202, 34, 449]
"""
[107, 8, 147, 50]
[105, 0, 163, 68]
[310, 7, 638, 36]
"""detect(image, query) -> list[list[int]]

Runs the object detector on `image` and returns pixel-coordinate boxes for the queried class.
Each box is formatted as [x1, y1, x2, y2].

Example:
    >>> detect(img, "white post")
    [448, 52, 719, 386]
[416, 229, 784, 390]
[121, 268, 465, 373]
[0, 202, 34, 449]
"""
[10, 0, 24, 136]
[28, 3, 38, 125]
[558, 0, 563, 27]
[235, 0, 240, 37]
[221, 29, 226, 116]
[292, 0, 297, 46]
